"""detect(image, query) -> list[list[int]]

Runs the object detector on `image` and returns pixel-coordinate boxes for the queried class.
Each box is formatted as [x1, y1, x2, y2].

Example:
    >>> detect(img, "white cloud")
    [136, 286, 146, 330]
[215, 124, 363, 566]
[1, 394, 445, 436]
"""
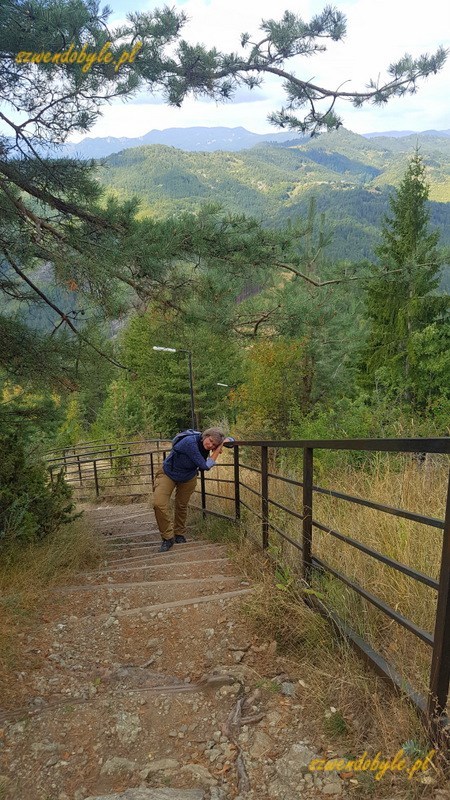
[67, 0, 450, 139]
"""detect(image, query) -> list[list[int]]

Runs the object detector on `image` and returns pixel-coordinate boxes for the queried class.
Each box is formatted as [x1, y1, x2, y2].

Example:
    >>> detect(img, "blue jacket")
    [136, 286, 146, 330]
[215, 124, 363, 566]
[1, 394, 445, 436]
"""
[163, 433, 216, 482]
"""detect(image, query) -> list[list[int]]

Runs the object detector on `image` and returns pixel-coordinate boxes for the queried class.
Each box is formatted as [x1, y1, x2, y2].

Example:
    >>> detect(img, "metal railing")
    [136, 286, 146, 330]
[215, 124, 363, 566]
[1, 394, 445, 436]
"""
[47, 436, 450, 734]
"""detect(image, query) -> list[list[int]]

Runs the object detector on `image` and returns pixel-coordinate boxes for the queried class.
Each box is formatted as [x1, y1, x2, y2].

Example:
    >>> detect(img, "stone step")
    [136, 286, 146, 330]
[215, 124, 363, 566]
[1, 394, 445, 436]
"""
[46, 577, 245, 619]
[1, 680, 238, 800]
[101, 530, 160, 542]
[105, 538, 200, 552]
[52, 575, 238, 594]
[91, 512, 154, 526]
[113, 587, 254, 619]
[75, 557, 231, 583]
[104, 543, 162, 556]
[86, 791, 206, 800]
[103, 544, 228, 568]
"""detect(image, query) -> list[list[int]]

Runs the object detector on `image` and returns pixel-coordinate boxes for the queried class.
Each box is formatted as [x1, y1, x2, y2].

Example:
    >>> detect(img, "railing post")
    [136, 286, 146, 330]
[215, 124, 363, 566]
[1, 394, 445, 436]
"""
[93, 459, 99, 497]
[200, 470, 207, 519]
[428, 468, 450, 728]
[109, 444, 113, 468]
[302, 447, 313, 581]
[261, 446, 269, 549]
[77, 454, 82, 486]
[49, 466, 54, 485]
[150, 451, 155, 488]
[233, 446, 240, 522]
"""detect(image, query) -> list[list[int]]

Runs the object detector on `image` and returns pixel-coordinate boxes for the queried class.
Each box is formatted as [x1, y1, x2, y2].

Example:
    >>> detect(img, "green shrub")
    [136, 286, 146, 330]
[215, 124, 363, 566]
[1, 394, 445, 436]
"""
[0, 428, 75, 550]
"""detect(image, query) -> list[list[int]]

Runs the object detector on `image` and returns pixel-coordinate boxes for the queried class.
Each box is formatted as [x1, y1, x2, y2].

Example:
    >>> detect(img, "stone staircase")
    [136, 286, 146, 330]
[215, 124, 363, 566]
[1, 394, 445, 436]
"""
[0, 503, 346, 800]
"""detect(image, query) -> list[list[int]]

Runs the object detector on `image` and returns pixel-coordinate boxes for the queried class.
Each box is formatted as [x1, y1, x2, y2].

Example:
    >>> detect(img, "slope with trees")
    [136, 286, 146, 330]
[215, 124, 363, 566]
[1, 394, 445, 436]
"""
[360, 151, 449, 417]
[0, 0, 448, 546]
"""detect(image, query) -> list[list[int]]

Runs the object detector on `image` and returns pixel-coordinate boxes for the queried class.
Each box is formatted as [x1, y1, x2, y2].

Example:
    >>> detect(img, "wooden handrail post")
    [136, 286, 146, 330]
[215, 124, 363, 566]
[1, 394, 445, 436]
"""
[77, 454, 82, 486]
[233, 446, 241, 522]
[302, 447, 313, 581]
[428, 468, 450, 729]
[261, 446, 269, 549]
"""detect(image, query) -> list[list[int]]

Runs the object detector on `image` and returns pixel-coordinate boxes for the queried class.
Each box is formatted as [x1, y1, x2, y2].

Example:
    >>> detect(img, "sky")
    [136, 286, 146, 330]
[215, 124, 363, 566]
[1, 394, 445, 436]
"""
[66, 0, 449, 140]
[5, 0, 449, 141]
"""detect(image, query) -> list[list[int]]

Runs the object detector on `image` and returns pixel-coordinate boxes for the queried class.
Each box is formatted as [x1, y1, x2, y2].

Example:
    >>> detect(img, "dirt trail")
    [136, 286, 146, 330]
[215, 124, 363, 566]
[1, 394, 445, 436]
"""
[0, 503, 350, 800]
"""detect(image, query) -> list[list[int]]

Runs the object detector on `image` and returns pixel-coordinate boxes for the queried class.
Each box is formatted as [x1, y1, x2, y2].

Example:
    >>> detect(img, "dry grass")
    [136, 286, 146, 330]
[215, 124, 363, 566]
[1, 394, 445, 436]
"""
[0, 517, 106, 704]
[195, 517, 450, 797]
[217, 455, 448, 699]
[195, 454, 450, 794]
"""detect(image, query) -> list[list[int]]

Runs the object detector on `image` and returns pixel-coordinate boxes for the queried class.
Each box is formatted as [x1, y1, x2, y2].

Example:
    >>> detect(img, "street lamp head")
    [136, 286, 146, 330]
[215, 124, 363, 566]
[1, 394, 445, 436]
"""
[153, 346, 177, 353]
[217, 383, 229, 387]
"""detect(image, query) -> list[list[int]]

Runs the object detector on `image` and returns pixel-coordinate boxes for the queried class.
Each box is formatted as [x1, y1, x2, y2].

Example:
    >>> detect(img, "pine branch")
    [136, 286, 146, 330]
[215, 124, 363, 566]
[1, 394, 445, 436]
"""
[1, 243, 130, 372]
[275, 262, 362, 287]
[0, 160, 120, 230]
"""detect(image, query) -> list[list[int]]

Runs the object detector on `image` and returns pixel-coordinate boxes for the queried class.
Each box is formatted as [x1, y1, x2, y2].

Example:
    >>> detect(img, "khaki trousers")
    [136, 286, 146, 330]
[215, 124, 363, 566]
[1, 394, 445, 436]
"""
[153, 468, 198, 540]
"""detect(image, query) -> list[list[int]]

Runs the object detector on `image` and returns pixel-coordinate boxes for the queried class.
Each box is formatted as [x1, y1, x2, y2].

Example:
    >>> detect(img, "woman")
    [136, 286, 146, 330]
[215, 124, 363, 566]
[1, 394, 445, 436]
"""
[153, 427, 233, 552]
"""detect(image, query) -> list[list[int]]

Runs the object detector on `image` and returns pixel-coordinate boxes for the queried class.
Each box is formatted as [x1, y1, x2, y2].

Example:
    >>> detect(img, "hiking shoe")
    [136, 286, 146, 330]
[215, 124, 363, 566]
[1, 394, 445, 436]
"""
[158, 538, 174, 552]
[174, 534, 187, 544]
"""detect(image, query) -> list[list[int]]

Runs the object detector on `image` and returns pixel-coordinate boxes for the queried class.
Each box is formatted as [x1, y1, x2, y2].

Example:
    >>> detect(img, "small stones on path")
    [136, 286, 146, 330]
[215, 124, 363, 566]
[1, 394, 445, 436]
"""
[85, 790, 206, 800]
[1, 503, 355, 800]
[100, 757, 139, 777]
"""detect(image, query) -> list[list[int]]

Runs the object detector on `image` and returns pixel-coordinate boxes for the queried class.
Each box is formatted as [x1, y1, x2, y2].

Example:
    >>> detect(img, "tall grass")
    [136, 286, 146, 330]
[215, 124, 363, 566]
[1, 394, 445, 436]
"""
[0, 518, 106, 706]
[193, 462, 450, 794]
[192, 515, 447, 795]
[203, 453, 449, 703]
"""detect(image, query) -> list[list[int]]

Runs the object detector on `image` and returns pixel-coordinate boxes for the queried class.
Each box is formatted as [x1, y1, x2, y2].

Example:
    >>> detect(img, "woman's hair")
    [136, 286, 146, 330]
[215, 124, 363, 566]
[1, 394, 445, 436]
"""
[202, 427, 225, 446]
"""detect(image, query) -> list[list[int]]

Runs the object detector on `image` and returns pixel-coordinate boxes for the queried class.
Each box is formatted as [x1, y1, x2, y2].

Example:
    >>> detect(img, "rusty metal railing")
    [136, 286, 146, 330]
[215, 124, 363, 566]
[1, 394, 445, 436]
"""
[47, 436, 450, 736]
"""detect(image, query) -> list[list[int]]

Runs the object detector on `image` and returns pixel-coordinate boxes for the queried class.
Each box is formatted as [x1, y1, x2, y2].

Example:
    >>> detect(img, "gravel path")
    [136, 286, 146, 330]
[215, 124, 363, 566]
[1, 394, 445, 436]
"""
[0, 503, 351, 800]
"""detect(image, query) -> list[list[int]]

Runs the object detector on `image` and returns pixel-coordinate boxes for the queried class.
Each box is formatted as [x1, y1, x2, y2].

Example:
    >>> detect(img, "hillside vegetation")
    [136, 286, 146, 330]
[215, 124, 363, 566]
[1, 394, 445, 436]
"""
[97, 128, 450, 262]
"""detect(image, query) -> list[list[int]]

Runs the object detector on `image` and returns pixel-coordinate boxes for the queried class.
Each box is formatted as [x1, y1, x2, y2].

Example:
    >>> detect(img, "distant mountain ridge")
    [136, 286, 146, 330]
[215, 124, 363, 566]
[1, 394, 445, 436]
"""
[96, 127, 450, 265]
[43, 126, 305, 159]
[30, 125, 450, 159]
[364, 129, 450, 139]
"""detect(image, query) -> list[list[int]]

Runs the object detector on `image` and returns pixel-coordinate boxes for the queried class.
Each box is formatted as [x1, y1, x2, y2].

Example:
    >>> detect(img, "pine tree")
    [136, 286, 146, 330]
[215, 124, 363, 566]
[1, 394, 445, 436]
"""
[360, 151, 449, 409]
[0, 1, 446, 391]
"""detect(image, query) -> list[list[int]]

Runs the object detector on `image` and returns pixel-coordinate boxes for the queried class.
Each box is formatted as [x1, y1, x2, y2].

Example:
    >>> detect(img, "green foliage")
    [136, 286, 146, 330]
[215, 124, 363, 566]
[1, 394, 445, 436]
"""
[323, 707, 348, 737]
[90, 308, 243, 439]
[0, 2, 448, 550]
[360, 152, 449, 409]
[0, 392, 75, 550]
[235, 339, 307, 437]
[56, 396, 87, 448]
[98, 131, 450, 262]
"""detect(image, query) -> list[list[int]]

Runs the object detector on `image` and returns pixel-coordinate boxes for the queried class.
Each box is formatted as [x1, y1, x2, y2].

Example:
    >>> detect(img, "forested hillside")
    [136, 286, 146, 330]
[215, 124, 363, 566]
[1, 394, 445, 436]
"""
[2, 0, 449, 560]
[97, 128, 450, 262]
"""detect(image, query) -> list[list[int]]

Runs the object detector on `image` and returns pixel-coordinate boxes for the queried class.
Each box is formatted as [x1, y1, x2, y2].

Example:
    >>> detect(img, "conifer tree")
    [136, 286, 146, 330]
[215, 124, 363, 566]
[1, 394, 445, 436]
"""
[360, 151, 449, 409]
[0, 1, 446, 390]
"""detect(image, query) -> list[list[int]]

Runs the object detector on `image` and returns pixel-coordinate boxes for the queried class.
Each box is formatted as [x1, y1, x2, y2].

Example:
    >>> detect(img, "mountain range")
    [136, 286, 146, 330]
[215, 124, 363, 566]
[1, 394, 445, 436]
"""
[95, 127, 450, 264]
[42, 127, 305, 158]
[30, 125, 450, 160]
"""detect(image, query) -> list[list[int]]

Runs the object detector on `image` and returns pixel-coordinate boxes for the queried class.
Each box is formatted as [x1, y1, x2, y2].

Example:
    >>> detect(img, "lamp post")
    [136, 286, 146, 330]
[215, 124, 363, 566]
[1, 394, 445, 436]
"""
[153, 346, 197, 429]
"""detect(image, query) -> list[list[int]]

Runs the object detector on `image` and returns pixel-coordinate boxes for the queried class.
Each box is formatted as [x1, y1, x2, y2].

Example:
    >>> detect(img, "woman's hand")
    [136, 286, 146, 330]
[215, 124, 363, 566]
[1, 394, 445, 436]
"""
[210, 443, 223, 460]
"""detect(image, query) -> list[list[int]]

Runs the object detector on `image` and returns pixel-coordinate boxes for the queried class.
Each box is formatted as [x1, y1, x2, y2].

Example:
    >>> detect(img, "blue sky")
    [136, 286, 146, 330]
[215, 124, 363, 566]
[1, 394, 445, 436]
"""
[6, 0, 450, 140]
[74, 0, 449, 140]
